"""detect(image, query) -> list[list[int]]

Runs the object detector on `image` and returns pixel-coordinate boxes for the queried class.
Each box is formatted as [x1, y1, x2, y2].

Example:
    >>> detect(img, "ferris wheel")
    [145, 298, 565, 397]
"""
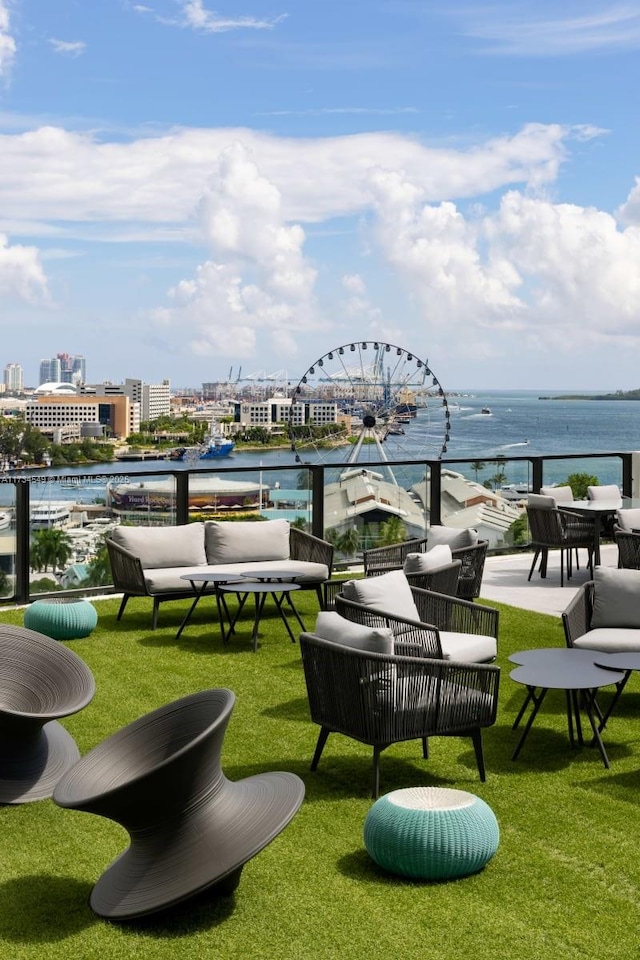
[289, 341, 451, 479]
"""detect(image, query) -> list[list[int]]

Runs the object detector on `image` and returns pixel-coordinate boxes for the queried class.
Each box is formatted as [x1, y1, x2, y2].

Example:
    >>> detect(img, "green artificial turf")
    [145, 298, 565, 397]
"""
[2, 592, 640, 960]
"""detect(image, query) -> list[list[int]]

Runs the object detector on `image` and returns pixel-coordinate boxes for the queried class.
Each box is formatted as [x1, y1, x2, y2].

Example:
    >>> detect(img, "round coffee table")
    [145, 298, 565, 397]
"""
[592, 652, 640, 731]
[176, 573, 243, 641]
[509, 648, 625, 767]
[219, 580, 302, 653]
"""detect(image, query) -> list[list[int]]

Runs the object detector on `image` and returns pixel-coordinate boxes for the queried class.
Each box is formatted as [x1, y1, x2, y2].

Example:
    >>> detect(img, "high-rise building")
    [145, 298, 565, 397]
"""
[4, 362, 23, 392]
[56, 353, 86, 385]
[39, 357, 61, 384]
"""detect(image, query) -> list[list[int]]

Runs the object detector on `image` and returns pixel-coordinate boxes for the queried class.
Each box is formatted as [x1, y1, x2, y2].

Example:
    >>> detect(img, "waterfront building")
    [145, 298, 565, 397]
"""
[81, 378, 170, 423]
[25, 394, 135, 439]
[234, 396, 338, 428]
[4, 362, 23, 393]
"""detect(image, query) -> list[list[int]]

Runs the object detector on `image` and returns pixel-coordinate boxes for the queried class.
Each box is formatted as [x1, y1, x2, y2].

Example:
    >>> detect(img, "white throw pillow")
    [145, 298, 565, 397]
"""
[205, 519, 290, 564]
[591, 567, 640, 629]
[427, 526, 478, 550]
[341, 570, 421, 622]
[314, 611, 394, 655]
[403, 544, 452, 575]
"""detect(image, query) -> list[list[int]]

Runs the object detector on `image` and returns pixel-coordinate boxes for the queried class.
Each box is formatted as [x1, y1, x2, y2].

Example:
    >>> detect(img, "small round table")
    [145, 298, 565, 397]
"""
[176, 573, 242, 641]
[509, 648, 625, 767]
[364, 786, 499, 881]
[592, 652, 640, 731]
[220, 573, 303, 653]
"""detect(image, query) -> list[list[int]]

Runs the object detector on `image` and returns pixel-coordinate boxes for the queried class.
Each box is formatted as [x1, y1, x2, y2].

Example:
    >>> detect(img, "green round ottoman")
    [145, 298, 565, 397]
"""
[24, 599, 98, 641]
[364, 786, 499, 880]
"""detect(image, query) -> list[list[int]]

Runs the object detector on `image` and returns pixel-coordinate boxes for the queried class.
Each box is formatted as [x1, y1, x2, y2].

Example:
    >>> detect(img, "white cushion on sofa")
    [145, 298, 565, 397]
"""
[427, 526, 478, 550]
[572, 628, 640, 653]
[205, 519, 290, 564]
[142, 565, 212, 594]
[341, 570, 421, 622]
[110, 523, 207, 569]
[314, 611, 394, 655]
[439, 631, 497, 663]
[403, 544, 452, 575]
[591, 567, 640, 629]
[206, 559, 329, 583]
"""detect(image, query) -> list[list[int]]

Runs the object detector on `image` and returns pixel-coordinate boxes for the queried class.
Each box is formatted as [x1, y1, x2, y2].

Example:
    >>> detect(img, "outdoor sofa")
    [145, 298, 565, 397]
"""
[106, 518, 334, 628]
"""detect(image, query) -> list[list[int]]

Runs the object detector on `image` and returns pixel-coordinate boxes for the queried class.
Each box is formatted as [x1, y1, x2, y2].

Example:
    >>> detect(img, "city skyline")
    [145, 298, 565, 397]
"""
[1, 2, 639, 391]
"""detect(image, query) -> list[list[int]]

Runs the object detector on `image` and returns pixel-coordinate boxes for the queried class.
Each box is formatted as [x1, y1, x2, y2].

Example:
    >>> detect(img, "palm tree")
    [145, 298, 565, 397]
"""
[378, 516, 407, 546]
[470, 461, 486, 482]
[30, 528, 73, 574]
[337, 527, 361, 559]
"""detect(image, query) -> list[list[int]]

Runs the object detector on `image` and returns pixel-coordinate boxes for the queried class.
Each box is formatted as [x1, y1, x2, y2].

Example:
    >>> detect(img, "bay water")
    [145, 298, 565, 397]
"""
[5, 389, 640, 508]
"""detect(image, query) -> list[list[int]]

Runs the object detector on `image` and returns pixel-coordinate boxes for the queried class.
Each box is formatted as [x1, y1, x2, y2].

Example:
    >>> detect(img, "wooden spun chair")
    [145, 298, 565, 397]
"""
[526, 494, 595, 587]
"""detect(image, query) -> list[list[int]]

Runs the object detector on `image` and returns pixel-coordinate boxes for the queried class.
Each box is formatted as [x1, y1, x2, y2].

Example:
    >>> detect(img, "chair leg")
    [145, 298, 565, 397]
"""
[528, 550, 540, 582]
[372, 746, 382, 799]
[315, 584, 324, 609]
[471, 728, 486, 782]
[422, 737, 429, 759]
[116, 595, 129, 621]
[310, 727, 330, 771]
[152, 598, 160, 631]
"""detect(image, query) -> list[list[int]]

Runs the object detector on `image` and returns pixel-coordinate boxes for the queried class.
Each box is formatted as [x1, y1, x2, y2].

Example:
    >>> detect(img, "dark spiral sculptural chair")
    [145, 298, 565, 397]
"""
[53, 688, 305, 920]
[0, 624, 96, 805]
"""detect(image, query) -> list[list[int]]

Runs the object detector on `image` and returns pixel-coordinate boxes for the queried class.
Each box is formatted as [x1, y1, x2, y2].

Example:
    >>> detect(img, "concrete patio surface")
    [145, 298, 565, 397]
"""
[479, 542, 618, 617]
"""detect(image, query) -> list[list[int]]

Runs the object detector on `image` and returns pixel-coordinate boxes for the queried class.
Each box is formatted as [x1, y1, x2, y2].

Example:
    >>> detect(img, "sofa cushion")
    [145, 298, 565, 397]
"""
[572, 628, 640, 654]
[205, 519, 290, 565]
[341, 570, 421, 622]
[143, 565, 212, 594]
[527, 494, 556, 510]
[591, 567, 640, 629]
[427, 526, 478, 550]
[111, 523, 207, 569]
[403, 544, 452, 575]
[314, 612, 394, 655]
[439, 631, 497, 663]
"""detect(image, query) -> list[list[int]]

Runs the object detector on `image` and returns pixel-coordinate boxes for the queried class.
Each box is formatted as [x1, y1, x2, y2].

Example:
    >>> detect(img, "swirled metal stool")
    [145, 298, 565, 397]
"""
[53, 688, 305, 919]
[0, 624, 96, 804]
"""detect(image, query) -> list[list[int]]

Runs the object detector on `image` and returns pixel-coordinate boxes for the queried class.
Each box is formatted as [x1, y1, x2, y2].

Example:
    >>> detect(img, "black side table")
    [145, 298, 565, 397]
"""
[509, 648, 625, 768]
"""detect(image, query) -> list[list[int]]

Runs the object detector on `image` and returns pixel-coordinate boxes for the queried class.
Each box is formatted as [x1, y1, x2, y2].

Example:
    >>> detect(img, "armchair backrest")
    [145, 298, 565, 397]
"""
[526, 501, 564, 545]
[615, 528, 640, 569]
[540, 485, 573, 504]
[587, 484, 622, 504]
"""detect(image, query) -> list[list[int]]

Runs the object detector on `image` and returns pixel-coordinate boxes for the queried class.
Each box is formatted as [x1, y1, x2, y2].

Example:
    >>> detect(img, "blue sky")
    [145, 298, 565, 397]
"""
[1, 0, 640, 391]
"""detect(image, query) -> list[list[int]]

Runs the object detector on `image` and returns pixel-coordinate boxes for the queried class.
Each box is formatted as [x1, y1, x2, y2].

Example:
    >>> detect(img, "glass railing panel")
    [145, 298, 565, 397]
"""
[320, 460, 428, 562]
[538, 456, 624, 494]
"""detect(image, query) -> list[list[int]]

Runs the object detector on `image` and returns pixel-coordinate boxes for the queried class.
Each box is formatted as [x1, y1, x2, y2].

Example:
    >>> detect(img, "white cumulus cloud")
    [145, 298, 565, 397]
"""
[0, 0, 16, 80]
[48, 38, 86, 57]
[0, 233, 49, 303]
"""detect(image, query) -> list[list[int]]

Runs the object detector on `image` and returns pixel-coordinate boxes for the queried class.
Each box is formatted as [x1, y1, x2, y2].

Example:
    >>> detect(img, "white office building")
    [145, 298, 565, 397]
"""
[234, 397, 338, 427]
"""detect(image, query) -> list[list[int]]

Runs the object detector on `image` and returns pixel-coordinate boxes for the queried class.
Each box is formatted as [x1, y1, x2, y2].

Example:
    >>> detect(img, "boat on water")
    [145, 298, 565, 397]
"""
[30, 502, 71, 528]
[175, 420, 235, 460]
[481, 407, 492, 415]
[0, 511, 11, 531]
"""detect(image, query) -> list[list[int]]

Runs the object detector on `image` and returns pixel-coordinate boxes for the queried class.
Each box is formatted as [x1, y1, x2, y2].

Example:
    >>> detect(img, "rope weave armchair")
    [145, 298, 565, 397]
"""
[335, 585, 499, 662]
[362, 537, 488, 601]
[614, 528, 640, 569]
[299, 632, 500, 798]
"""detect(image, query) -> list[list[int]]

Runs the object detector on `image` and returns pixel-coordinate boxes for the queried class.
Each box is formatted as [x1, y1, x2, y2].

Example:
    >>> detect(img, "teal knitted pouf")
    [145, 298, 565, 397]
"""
[24, 599, 98, 641]
[364, 786, 499, 880]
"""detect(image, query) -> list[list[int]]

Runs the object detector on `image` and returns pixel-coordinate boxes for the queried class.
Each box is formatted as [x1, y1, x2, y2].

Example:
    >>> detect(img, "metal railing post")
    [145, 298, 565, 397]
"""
[14, 481, 30, 604]
[310, 465, 325, 539]
[176, 471, 190, 525]
[429, 461, 442, 526]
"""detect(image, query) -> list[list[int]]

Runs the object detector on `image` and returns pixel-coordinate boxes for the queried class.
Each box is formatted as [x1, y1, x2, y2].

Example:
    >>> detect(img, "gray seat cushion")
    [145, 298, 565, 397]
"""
[439, 631, 497, 663]
[206, 560, 329, 583]
[572, 628, 640, 653]
[143, 566, 212, 594]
